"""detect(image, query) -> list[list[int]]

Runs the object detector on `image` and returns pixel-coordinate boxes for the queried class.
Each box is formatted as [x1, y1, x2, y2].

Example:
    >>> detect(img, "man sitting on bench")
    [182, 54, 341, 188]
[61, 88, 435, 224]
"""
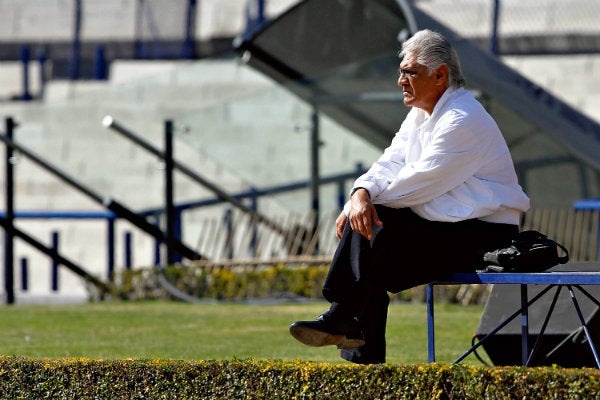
[289, 29, 531, 365]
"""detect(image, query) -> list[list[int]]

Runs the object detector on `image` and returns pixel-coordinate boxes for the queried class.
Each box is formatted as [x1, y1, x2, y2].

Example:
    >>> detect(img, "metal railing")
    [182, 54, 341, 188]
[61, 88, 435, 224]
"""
[1, 117, 200, 303]
[1, 115, 366, 304]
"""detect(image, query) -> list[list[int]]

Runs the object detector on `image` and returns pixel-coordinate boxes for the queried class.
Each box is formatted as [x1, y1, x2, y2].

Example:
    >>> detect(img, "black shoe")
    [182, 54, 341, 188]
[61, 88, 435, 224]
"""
[289, 312, 365, 349]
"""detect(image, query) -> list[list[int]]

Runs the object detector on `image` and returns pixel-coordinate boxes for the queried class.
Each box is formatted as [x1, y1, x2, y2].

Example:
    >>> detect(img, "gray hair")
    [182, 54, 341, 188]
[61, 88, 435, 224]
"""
[400, 29, 465, 89]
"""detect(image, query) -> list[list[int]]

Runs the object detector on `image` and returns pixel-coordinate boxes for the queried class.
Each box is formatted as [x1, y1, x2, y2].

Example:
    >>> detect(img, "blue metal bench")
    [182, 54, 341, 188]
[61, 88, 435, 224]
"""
[426, 262, 600, 368]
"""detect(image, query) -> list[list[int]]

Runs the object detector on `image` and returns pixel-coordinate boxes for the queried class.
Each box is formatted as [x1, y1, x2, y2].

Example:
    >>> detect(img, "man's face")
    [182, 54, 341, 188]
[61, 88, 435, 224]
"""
[397, 53, 447, 114]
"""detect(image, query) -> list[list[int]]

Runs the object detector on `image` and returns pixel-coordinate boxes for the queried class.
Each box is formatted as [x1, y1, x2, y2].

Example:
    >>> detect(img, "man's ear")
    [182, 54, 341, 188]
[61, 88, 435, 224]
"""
[435, 64, 449, 85]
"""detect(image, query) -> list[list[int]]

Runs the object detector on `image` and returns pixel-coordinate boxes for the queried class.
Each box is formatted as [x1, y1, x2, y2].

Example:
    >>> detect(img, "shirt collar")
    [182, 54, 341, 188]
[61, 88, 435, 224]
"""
[411, 87, 462, 125]
[429, 87, 460, 118]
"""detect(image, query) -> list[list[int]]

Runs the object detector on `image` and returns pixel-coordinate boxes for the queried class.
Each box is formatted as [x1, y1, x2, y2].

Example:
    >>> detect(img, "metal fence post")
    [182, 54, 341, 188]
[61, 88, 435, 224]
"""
[224, 209, 233, 259]
[124, 231, 133, 269]
[94, 46, 107, 80]
[490, 0, 501, 55]
[183, 0, 197, 58]
[20, 46, 32, 101]
[20, 257, 28, 292]
[310, 106, 320, 216]
[4, 117, 16, 304]
[107, 217, 115, 281]
[165, 119, 176, 265]
[310, 106, 321, 252]
[51, 231, 59, 291]
[37, 47, 47, 99]
[244, 0, 266, 40]
[70, 0, 82, 80]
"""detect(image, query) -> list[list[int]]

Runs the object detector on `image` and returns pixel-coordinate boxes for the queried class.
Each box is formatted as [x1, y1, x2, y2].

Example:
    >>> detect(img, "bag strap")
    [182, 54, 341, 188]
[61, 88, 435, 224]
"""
[557, 242, 569, 264]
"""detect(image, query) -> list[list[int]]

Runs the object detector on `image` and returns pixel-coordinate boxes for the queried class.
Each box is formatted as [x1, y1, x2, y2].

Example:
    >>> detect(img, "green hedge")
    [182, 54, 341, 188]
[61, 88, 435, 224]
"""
[1, 356, 599, 399]
[114, 264, 333, 301]
[114, 264, 480, 304]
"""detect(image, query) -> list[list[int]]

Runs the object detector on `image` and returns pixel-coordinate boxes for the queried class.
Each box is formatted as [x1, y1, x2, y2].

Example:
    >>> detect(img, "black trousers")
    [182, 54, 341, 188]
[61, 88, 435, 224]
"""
[322, 206, 518, 364]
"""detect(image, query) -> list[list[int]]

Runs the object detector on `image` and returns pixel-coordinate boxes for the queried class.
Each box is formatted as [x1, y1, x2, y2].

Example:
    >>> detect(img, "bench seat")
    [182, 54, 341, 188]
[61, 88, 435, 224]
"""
[426, 262, 600, 367]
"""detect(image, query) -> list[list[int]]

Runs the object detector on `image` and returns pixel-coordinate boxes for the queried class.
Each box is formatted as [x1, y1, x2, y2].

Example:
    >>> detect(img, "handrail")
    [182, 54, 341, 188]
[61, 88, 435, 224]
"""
[1, 113, 366, 302]
[3, 211, 115, 219]
[0, 131, 202, 261]
[103, 115, 291, 238]
[0, 215, 111, 295]
[0, 163, 367, 272]
[138, 167, 367, 216]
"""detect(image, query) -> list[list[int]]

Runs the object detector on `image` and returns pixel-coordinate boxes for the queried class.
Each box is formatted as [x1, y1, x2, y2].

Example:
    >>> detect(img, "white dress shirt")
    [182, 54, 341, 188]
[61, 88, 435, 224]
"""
[347, 87, 530, 225]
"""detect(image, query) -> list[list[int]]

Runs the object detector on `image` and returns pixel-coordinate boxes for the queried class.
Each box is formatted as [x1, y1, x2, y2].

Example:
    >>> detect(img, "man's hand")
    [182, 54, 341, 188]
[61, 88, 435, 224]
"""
[348, 188, 382, 240]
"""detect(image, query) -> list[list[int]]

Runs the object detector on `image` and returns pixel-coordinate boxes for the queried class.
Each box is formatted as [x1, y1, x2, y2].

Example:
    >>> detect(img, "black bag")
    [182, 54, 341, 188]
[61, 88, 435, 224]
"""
[481, 230, 569, 273]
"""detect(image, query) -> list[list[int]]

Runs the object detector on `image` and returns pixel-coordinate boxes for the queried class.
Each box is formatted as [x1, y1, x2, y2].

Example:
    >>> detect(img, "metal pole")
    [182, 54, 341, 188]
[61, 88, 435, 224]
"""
[520, 284, 529, 365]
[124, 231, 133, 269]
[165, 120, 176, 265]
[134, 0, 143, 58]
[183, 0, 197, 58]
[490, 0, 501, 55]
[20, 258, 28, 291]
[426, 283, 436, 362]
[51, 231, 59, 291]
[107, 218, 115, 281]
[310, 106, 320, 216]
[70, 0, 82, 80]
[0, 215, 111, 294]
[0, 131, 201, 260]
[94, 46, 107, 80]
[224, 209, 234, 259]
[567, 285, 600, 368]
[103, 116, 288, 237]
[37, 48, 47, 99]
[20, 46, 32, 101]
[4, 117, 16, 304]
[244, 0, 266, 40]
[310, 106, 320, 247]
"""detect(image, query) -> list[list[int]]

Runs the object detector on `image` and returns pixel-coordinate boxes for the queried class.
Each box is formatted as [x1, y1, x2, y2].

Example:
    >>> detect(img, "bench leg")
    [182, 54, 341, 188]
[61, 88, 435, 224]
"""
[452, 285, 555, 365]
[427, 283, 435, 363]
[526, 286, 562, 365]
[520, 284, 529, 365]
[573, 284, 600, 308]
[567, 285, 600, 368]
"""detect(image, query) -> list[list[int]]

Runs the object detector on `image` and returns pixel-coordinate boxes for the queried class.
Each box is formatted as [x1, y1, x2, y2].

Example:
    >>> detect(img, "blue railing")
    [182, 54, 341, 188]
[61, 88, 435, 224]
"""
[1, 210, 128, 285]
[1, 162, 366, 291]
[1, 109, 366, 303]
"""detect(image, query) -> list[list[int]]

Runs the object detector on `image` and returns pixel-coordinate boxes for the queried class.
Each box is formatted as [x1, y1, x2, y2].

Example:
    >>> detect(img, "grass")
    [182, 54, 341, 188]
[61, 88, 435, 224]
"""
[0, 300, 491, 365]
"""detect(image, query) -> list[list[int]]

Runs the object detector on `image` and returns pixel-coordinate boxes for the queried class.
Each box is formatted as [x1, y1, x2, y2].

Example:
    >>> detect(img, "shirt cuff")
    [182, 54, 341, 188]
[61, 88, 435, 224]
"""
[350, 187, 370, 198]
